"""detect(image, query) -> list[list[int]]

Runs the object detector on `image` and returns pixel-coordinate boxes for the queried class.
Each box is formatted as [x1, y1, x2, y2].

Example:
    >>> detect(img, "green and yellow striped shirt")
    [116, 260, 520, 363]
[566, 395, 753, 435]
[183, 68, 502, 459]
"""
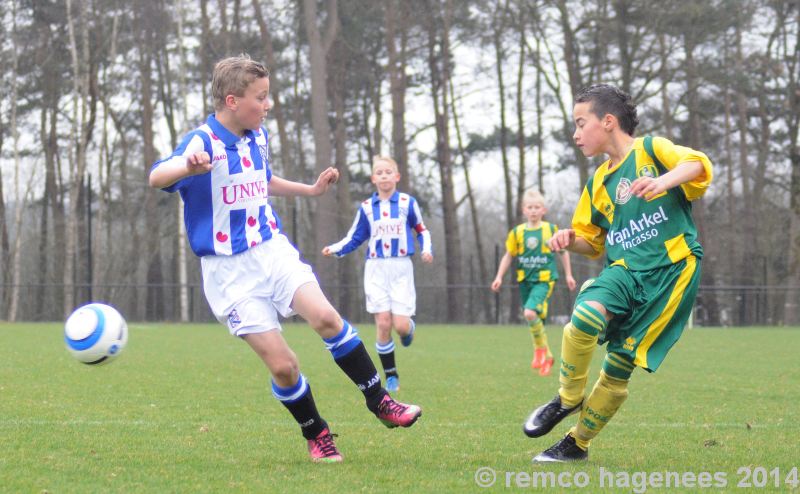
[572, 136, 713, 271]
[505, 221, 559, 283]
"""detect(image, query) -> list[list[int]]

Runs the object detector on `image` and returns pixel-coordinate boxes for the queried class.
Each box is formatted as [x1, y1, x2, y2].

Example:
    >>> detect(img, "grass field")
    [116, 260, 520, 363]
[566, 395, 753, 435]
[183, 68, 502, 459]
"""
[1, 322, 799, 493]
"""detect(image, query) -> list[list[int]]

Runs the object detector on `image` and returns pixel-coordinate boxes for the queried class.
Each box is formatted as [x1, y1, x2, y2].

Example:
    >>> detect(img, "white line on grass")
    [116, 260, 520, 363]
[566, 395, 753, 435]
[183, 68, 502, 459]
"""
[0, 419, 788, 429]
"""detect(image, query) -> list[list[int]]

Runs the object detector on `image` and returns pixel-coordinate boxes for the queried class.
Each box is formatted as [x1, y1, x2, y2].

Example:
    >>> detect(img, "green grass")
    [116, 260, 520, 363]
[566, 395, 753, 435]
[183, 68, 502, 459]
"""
[1, 323, 799, 493]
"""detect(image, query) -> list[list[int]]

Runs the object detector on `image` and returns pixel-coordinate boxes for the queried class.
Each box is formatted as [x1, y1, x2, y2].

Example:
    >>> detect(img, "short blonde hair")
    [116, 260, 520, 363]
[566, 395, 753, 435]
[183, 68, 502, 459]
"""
[521, 189, 546, 206]
[372, 155, 399, 173]
[211, 55, 269, 110]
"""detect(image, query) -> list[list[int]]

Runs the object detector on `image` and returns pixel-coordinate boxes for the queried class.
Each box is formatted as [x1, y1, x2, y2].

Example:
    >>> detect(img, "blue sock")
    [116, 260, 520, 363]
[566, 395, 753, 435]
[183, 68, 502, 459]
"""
[271, 374, 326, 439]
[324, 321, 385, 411]
[322, 320, 362, 359]
[376, 340, 398, 378]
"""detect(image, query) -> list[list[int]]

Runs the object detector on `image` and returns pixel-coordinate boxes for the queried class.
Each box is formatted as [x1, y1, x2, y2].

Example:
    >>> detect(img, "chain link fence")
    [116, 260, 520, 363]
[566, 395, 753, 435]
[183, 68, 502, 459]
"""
[1, 283, 798, 326]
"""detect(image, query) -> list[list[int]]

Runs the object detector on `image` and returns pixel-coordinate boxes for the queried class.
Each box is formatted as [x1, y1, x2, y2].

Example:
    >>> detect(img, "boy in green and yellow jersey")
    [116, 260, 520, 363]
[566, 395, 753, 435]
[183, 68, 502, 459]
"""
[523, 84, 713, 462]
[492, 190, 577, 376]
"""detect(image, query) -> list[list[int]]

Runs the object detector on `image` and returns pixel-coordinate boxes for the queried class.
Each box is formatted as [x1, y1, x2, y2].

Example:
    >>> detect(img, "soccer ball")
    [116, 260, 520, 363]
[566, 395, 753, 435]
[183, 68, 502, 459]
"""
[64, 303, 128, 365]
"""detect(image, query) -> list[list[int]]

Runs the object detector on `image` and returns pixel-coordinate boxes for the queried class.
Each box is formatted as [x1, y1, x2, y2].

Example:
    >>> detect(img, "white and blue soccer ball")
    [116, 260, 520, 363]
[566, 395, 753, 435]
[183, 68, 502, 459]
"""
[64, 303, 128, 365]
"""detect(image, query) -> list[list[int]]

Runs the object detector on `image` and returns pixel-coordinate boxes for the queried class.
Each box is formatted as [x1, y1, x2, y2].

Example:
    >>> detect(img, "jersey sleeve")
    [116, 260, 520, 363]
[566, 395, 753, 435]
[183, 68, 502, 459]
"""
[327, 208, 371, 257]
[651, 136, 713, 201]
[572, 184, 606, 259]
[150, 130, 210, 193]
[408, 198, 433, 255]
[504, 229, 518, 256]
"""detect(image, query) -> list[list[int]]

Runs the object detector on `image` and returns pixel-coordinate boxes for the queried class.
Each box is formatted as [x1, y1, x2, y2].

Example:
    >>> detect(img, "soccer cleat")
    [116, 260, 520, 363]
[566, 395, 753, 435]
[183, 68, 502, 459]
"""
[386, 375, 400, 393]
[532, 434, 588, 463]
[400, 319, 416, 347]
[307, 428, 343, 463]
[539, 357, 555, 377]
[375, 394, 421, 428]
[531, 348, 547, 369]
[523, 394, 582, 438]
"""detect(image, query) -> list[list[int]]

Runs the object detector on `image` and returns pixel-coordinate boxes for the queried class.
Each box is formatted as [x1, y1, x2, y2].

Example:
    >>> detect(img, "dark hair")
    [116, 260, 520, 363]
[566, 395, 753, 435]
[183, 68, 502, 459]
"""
[575, 84, 639, 136]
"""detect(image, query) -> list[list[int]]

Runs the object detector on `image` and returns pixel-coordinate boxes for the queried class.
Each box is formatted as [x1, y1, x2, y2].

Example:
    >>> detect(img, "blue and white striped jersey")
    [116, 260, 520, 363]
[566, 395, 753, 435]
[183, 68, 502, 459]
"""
[151, 114, 282, 257]
[327, 191, 433, 259]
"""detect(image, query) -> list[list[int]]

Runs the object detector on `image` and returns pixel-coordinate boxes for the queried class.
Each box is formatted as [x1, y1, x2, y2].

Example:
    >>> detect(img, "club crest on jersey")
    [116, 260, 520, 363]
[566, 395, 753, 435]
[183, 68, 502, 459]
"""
[259, 144, 268, 166]
[228, 309, 241, 329]
[526, 237, 539, 250]
[615, 177, 633, 205]
[637, 164, 658, 179]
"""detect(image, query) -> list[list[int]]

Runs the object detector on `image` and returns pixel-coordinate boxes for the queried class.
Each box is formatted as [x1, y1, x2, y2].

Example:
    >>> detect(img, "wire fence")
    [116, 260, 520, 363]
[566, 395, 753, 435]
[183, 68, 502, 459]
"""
[1, 283, 798, 327]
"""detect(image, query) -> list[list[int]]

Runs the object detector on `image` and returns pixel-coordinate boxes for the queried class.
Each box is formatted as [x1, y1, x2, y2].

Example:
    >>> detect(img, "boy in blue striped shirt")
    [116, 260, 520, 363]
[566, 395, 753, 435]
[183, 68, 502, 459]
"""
[149, 56, 421, 463]
[323, 156, 433, 393]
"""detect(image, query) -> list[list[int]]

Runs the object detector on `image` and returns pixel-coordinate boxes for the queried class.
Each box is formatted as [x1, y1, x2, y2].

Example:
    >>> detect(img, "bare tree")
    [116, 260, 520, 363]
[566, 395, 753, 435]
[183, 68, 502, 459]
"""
[490, 1, 514, 231]
[63, 0, 97, 316]
[450, 77, 491, 321]
[302, 0, 339, 285]
[385, 0, 411, 190]
[779, 2, 800, 324]
[425, 0, 463, 320]
[252, 0, 293, 176]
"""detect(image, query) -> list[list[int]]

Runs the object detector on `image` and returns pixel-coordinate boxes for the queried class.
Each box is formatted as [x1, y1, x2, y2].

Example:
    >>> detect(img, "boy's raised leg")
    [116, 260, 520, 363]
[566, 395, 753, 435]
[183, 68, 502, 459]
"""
[291, 283, 422, 427]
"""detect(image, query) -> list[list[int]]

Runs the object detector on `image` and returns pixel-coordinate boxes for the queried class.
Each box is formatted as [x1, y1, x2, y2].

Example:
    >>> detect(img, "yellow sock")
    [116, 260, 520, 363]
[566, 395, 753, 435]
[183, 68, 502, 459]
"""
[528, 319, 551, 358]
[558, 323, 598, 407]
[569, 370, 630, 450]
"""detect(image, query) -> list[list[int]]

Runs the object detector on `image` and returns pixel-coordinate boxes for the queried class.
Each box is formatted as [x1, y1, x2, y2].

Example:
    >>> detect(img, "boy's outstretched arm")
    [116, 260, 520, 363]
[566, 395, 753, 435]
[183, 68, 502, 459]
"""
[548, 229, 600, 258]
[629, 161, 704, 200]
[322, 208, 370, 258]
[491, 252, 514, 292]
[149, 152, 213, 189]
[270, 167, 339, 197]
[558, 251, 577, 291]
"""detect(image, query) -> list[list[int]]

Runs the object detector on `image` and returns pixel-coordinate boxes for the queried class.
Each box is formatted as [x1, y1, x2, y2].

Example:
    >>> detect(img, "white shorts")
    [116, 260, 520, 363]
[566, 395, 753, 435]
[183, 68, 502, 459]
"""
[364, 257, 416, 316]
[201, 234, 318, 336]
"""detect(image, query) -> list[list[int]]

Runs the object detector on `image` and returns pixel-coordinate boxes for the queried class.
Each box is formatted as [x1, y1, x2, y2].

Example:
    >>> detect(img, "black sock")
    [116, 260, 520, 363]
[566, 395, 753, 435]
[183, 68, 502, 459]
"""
[379, 351, 398, 379]
[272, 376, 327, 440]
[334, 342, 387, 412]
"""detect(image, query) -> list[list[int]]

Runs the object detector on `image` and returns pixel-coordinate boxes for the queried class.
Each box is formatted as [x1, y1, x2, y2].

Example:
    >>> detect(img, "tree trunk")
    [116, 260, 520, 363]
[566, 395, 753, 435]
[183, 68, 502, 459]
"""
[7, 12, 23, 320]
[136, 0, 164, 321]
[783, 6, 800, 325]
[658, 34, 674, 141]
[302, 0, 339, 287]
[426, 0, 463, 321]
[63, 0, 97, 317]
[385, 0, 410, 190]
[252, 0, 293, 176]
[536, 37, 544, 192]
[175, 0, 191, 321]
[200, 0, 212, 116]
[0, 167, 8, 316]
[612, 0, 632, 93]
[684, 35, 720, 326]
[492, 6, 514, 231]
[331, 41, 357, 319]
[555, 0, 591, 187]
[515, 8, 526, 210]
[449, 77, 491, 321]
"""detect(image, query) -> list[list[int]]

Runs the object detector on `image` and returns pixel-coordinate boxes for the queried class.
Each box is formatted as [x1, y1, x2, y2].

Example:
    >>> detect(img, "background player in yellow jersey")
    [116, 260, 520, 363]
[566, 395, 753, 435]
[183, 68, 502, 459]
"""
[523, 84, 713, 462]
[491, 190, 577, 376]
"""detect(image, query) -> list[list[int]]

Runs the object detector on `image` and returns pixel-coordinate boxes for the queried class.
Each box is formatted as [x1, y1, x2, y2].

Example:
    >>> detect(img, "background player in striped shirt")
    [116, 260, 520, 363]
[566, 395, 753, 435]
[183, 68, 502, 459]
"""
[322, 156, 433, 393]
[149, 56, 421, 464]
[491, 189, 576, 377]
[523, 84, 713, 462]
